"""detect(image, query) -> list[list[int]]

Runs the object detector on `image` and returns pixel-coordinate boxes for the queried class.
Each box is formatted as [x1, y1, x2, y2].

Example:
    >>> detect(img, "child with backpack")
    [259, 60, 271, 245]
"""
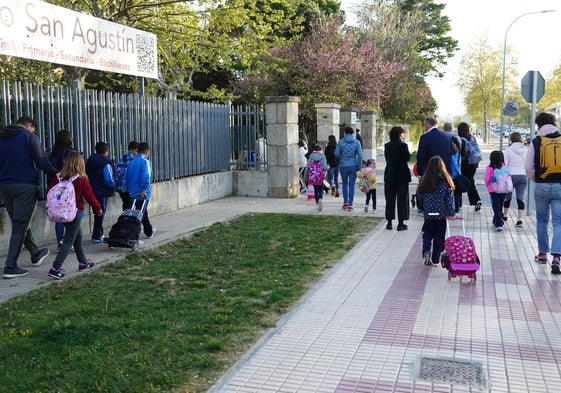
[356, 159, 377, 213]
[48, 129, 76, 252]
[114, 141, 138, 211]
[46, 151, 103, 279]
[304, 144, 329, 212]
[85, 142, 115, 243]
[416, 156, 456, 266]
[484, 150, 513, 232]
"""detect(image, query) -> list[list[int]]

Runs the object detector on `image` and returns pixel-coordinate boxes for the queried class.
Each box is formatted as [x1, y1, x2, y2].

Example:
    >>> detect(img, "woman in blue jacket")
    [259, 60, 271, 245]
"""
[335, 126, 363, 211]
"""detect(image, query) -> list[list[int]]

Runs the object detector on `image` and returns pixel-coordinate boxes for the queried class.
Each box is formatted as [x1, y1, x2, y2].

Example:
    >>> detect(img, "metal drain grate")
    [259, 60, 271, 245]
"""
[418, 357, 483, 386]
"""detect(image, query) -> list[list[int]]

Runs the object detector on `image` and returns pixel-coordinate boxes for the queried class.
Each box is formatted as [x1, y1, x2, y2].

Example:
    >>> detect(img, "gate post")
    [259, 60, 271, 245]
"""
[315, 103, 341, 146]
[360, 111, 377, 160]
[265, 96, 301, 198]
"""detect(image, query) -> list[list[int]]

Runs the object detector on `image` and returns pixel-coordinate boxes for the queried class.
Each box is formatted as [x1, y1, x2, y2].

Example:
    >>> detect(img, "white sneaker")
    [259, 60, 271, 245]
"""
[364, 206, 368, 212]
[317, 200, 323, 212]
[496, 226, 503, 232]
[147, 228, 157, 239]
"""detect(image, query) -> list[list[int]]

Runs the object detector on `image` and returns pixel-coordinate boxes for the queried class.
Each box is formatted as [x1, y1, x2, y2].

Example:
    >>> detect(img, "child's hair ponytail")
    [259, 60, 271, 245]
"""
[417, 156, 454, 193]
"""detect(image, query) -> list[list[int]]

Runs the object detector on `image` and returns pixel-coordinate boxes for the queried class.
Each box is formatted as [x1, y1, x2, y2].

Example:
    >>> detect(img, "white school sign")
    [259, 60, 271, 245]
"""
[0, 0, 158, 79]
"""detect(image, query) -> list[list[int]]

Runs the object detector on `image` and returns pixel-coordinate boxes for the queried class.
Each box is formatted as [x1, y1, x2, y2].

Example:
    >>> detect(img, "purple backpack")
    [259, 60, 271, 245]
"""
[307, 161, 325, 186]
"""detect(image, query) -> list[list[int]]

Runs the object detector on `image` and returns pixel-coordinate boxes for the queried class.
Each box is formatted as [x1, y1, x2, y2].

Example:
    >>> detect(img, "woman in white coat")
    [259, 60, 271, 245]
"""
[503, 132, 528, 227]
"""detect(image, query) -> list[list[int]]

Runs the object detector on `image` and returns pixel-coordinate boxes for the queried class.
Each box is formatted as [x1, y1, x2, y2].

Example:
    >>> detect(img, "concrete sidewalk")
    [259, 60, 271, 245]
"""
[1, 145, 559, 392]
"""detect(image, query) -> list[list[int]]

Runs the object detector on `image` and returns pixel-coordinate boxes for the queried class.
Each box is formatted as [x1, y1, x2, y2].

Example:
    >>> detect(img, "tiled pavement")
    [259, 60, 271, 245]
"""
[2, 145, 560, 392]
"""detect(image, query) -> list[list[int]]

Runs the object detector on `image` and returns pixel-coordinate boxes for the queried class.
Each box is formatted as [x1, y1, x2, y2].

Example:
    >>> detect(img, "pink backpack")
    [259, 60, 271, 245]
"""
[443, 235, 479, 265]
[46, 174, 79, 223]
[307, 161, 325, 185]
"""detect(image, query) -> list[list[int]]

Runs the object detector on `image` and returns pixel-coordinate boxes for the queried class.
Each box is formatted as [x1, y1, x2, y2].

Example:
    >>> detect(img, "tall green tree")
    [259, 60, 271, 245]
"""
[540, 65, 561, 110]
[353, 0, 457, 121]
[2, 0, 338, 101]
[234, 17, 404, 118]
[457, 37, 517, 142]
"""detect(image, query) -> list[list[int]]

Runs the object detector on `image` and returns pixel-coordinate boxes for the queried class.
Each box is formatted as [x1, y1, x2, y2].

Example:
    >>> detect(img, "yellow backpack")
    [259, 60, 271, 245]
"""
[537, 134, 561, 181]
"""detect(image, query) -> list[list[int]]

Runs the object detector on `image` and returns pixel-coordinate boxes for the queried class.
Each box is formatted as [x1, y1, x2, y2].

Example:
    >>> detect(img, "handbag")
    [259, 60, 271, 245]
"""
[453, 174, 471, 193]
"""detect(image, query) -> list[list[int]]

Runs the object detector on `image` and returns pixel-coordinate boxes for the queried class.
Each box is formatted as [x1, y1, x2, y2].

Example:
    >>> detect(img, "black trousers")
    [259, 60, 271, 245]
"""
[461, 162, 481, 206]
[384, 183, 410, 222]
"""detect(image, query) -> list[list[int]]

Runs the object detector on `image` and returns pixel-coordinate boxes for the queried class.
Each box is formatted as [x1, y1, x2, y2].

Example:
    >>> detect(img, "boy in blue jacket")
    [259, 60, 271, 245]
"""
[126, 142, 155, 238]
[85, 142, 115, 243]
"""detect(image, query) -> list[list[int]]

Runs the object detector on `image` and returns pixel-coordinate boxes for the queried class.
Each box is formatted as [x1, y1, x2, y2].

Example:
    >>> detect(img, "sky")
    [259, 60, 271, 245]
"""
[339, 0, 561, 118]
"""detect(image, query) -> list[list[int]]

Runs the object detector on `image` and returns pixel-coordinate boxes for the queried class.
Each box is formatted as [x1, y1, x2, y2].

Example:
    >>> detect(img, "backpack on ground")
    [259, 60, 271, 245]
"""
[462, 136, 482, 165]
[307, 161, 324, 185]
[114, 154, 133, 193]
[358, 176, 370, 193]
[46, 174, 79, 223]
[536, 134, 561, 181]
[490, 167, 513, 194]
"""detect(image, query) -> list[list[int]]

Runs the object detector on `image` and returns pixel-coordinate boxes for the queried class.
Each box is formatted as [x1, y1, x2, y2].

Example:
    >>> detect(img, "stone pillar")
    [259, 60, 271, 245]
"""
[315, 103, 340, 146]
[265, 96, 301, 198]
[360, 111, 377, 160]
[340, 108, 358, 132]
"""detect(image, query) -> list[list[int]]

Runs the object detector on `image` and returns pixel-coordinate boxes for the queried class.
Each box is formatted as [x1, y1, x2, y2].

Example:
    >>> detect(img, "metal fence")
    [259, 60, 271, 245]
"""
[230, 103, 267, 170]
[0, 81, 233, 198]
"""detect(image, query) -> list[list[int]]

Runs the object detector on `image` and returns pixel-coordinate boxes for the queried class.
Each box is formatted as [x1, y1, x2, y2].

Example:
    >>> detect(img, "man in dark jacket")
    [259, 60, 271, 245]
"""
[85, 142, 115, 243]
[0, 116, 57, 278]
[417, 117, 453, 177]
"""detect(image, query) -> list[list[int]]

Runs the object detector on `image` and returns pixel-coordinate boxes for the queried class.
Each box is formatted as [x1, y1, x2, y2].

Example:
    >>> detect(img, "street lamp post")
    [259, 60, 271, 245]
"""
[499, 10, 555, 150]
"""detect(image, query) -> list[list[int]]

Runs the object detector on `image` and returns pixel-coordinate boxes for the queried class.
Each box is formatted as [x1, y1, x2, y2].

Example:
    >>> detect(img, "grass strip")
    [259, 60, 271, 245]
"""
[0, 213, 377, 393]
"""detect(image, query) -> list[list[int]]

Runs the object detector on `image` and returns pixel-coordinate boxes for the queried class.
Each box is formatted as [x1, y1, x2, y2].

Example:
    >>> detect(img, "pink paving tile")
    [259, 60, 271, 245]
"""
[359, 232, 561, 368]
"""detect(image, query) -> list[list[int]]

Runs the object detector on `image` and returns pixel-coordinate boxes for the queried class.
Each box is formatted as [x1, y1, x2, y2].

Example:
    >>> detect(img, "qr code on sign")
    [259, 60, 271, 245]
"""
[136, 34, 156, 74]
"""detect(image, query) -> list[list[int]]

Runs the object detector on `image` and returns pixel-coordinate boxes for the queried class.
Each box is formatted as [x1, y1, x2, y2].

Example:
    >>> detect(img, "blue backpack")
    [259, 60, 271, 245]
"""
[462, 137, 482, 165]
[114, 155, 133, 192]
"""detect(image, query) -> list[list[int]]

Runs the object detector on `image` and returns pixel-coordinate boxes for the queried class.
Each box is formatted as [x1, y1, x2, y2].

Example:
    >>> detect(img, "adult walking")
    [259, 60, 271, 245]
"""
[384, 126, 411, 231]
[457, 122, 482, 212]
[335, 126, 363, 211]
[524, 112, 561, 273]
[0, 116, 57, 278]
[503, 132, 528, 227]
[416, 117, 453, 177]
[324, 134, 340, 197]
[298, 140, 308, 193]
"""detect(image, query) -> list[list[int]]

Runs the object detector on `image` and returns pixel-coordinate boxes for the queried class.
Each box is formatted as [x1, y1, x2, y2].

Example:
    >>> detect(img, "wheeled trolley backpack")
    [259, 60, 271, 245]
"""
[105, 199, 147, 251]
[440, 217, 481, 281]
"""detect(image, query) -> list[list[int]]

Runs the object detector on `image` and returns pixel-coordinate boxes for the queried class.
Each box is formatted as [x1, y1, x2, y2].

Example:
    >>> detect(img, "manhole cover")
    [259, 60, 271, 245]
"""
[418, 357, 483, 386]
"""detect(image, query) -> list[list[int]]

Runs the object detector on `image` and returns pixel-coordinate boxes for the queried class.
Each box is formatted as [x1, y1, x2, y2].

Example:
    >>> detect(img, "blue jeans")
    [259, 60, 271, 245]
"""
[92, 196, 108, 240]
[0, 183, 41, 268]
[327, 167, 339, 190]
[53, 210, 87, 270]
[55, 222, 65, 243]
[490, 192, 506, 228]
[534, 183, 561, 255]
[339, 166, 357, 206]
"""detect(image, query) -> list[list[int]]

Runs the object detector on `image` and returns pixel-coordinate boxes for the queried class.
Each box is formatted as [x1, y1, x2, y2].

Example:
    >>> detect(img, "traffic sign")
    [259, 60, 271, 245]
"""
[521, 71, 545, 103]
